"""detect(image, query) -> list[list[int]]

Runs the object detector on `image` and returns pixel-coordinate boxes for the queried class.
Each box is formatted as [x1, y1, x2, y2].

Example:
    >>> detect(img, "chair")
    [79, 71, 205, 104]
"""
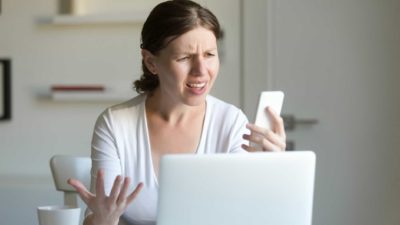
[50, 155, 91, 207]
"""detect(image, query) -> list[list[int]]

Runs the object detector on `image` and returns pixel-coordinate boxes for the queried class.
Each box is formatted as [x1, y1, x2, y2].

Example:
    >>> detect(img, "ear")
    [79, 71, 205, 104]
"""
[141, 49, 158, 75]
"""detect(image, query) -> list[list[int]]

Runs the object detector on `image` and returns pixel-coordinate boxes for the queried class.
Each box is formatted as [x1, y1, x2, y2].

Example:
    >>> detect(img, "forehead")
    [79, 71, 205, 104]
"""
[164, 27, 217, 53]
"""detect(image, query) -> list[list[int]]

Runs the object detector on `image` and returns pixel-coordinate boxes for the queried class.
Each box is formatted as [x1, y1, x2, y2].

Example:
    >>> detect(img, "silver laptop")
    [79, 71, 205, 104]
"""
[156, 151, 316, 225]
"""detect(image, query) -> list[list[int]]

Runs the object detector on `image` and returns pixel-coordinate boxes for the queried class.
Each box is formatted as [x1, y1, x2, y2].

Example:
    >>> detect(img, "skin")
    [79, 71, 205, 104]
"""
[68, 26, 286, 225]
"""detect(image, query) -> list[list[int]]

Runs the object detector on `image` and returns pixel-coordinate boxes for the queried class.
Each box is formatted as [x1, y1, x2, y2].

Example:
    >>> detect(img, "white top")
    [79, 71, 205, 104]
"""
[88, 94, 249, 225]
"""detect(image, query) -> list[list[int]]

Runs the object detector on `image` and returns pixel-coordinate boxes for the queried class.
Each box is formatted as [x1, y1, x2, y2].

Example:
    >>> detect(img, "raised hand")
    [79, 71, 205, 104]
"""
[67, 169, 143, 225]
[242, 107, 286, 152]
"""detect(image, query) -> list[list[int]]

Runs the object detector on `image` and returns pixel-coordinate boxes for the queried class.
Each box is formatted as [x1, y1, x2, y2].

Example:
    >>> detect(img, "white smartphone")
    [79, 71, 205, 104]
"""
[250, 91, 284, 150]
[254, 91, 285, 130]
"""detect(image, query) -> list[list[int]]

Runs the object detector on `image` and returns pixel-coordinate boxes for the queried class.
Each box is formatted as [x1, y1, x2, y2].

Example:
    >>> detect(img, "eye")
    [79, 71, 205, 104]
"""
[205, 52, 216, 58]
[177, 56, 190, 62]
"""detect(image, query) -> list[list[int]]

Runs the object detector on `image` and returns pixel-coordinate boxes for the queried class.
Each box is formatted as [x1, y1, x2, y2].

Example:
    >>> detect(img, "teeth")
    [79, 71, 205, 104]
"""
[187, 82, 206, 88]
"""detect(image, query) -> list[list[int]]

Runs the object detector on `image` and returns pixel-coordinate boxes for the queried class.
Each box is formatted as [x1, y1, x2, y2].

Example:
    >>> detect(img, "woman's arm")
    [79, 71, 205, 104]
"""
[69, 110, 143, 225]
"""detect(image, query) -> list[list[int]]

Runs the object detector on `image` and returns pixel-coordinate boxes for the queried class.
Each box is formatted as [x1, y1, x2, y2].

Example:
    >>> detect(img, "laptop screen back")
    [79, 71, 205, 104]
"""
[157, 151, 316, 225]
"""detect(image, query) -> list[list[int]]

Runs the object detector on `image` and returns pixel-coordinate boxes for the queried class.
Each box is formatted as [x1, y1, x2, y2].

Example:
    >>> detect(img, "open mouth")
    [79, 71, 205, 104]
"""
[186, 82, 206, 89]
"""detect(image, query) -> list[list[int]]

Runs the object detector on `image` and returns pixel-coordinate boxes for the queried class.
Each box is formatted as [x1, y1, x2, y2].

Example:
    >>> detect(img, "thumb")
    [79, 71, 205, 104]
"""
[68, 178, 94, 205]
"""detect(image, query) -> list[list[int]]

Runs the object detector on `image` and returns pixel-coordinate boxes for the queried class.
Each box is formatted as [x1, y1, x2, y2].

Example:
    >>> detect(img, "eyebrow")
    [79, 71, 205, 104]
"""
[171, 47, 218, 55]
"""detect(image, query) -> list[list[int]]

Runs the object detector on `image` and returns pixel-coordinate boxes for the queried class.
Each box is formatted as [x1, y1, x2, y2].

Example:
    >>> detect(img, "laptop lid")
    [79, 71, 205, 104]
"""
[156, 151, 316, 225]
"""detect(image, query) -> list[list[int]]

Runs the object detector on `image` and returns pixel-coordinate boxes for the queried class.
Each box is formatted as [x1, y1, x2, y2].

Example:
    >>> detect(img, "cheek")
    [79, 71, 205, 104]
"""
[208, 60, 220, 77]
[160, 64, 188, 86]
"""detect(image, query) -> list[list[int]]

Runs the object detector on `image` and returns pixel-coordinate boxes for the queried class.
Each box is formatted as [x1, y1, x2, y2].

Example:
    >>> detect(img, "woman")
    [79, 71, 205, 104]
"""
[68, 1, 286, 225]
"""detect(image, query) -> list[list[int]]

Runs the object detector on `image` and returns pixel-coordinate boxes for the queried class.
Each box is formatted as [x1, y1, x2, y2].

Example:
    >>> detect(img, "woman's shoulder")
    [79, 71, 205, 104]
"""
[206, 95, 248, 121]
[207, 95, 241, 113]
[100, 94, 146, 120]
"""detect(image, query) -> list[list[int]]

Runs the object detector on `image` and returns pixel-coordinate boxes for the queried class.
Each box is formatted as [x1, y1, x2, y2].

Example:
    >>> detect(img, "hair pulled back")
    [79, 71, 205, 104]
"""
[133, 0, 221, 94]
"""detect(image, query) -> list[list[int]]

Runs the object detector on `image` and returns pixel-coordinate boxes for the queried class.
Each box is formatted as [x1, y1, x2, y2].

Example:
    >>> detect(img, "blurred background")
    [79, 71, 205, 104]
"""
[0, 0, 399, 224]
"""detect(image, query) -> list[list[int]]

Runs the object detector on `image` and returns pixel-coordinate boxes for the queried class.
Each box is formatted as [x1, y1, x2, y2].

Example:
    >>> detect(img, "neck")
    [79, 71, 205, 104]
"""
[145, 90, 206, 125]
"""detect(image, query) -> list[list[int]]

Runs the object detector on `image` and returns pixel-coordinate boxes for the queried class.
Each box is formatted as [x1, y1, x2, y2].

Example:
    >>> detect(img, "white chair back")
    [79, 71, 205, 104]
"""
[50, 155, 91, 207]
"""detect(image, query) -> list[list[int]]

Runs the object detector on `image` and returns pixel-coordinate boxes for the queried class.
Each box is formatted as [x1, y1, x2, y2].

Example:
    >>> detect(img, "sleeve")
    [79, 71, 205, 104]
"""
[228, 110, 250, 154]
[85, 109, 123, 216]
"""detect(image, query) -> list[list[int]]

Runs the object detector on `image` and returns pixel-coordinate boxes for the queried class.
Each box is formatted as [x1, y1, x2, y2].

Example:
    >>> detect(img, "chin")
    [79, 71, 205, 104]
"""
[183, 95, 207, 107]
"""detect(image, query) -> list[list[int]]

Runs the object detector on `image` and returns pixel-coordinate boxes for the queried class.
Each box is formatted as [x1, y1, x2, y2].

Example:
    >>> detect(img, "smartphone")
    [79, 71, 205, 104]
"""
[254, 91, 284, 130]
[250, 91, 284, 150]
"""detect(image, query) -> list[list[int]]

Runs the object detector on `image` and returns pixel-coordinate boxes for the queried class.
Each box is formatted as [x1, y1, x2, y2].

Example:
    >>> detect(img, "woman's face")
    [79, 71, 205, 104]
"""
[149, 27, 219, 106]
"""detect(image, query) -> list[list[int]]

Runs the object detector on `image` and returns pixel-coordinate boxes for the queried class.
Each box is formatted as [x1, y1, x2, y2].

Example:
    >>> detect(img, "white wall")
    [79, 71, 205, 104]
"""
[0, 0, 142, 176]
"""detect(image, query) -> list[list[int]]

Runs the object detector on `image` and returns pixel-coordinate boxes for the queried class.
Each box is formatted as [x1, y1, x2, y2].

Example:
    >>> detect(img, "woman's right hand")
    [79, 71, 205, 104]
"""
[68, 169, 143, 225]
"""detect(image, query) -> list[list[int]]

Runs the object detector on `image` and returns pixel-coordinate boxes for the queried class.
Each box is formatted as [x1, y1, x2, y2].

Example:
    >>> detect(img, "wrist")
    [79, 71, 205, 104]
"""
[85, 213, 119, 225]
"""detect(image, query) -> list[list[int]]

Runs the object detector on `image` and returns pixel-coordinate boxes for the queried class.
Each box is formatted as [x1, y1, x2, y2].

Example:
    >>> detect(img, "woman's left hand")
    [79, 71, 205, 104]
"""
[242, 107, 286, 152]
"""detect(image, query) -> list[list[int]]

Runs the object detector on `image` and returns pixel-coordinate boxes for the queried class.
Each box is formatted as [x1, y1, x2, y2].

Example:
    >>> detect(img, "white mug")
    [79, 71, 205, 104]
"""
[37, 205, 80, 225]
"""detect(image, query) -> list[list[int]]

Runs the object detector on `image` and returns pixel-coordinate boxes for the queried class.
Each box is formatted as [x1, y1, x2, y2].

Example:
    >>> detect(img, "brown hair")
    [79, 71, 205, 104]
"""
[133, 0, 221, 94]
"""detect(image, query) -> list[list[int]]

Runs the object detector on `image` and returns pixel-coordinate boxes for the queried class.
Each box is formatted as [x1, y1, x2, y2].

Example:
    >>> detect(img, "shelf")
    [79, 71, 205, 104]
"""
[40, 85, 133, 102]
[43, 12, 148, 25]
[51, 91, 130, 102]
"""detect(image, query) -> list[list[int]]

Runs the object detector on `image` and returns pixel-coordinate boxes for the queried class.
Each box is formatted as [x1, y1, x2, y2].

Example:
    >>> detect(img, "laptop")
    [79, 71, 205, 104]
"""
[156, 151, 316, 225]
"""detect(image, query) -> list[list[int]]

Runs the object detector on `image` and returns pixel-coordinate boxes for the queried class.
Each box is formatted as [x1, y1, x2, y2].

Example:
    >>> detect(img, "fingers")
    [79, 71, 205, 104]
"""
[266, 107, 286, 138]
[109, 176, 143, 207]
[261, 137, 285, 152]
[243, 132, 284, 152]
[116, 177, 131, 204]
[241, 144, 258, 152]
[126, 183, 144, 205]
[109, 175, 123, 202]
[246, 123, 268, 137]
[245, 124, 280, 144]
[96, 169, 106, 199]
[67, 178, 94, 204]
[244, 122, 286, 152]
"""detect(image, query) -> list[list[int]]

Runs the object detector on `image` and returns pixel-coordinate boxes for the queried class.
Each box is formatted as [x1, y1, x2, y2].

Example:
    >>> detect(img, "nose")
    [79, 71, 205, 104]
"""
[190, 56, 207, 77]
